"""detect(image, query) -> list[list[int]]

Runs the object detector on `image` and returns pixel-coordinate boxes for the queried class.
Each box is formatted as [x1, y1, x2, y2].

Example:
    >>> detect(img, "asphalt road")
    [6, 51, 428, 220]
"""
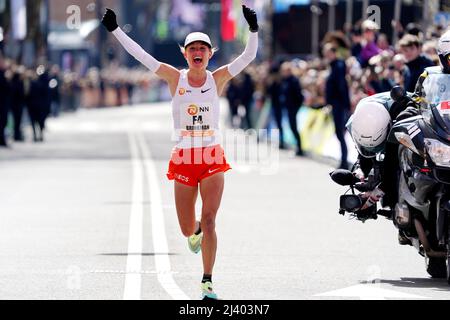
[1, 102, 449, 300]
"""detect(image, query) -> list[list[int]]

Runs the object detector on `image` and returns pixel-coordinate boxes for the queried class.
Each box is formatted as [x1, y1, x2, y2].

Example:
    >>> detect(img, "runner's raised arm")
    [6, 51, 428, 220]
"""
[101, 8, 180, 92]
[213, 5, 259, 95]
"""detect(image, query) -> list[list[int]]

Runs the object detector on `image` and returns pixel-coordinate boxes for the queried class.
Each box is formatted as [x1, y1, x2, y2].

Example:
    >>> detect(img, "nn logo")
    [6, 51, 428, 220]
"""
[187, 105, 198, 116]
[187, 105, 210, 116]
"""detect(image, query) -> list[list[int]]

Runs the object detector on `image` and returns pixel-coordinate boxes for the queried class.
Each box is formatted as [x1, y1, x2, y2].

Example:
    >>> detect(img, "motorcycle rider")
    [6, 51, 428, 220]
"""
[347, 92, 421, 245]
[347, 93, 411, 211]
[346, 30, 449, 244]
[414, 29, 450, 100]
[437, 30, 450, 74]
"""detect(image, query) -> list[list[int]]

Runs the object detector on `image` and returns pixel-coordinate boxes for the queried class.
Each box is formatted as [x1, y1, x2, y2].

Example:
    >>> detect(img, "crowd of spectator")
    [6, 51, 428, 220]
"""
[224, 20, 446, 167]
[0, 59, 57, 146]
[0, 57, 167, 148]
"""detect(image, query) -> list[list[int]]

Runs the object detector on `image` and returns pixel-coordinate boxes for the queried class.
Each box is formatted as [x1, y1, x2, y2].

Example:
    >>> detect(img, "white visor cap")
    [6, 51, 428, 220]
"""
[184, 32, 212, 48]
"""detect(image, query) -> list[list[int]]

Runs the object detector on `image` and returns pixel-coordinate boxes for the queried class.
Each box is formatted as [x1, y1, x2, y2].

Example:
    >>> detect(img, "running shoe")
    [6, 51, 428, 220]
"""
[201, 281, 218, 300]
[188, 232, 203, 254]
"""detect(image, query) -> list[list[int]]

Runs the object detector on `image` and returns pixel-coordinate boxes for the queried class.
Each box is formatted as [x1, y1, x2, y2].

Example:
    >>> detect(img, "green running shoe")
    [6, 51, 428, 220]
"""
[188, 232, 203, 254]
[201, 281, 218, 300]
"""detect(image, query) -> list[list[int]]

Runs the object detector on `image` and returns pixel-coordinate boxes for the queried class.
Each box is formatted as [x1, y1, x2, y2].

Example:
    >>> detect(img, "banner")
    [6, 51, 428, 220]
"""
[273, 0, 310, 13]
[221, 0, 236, 41]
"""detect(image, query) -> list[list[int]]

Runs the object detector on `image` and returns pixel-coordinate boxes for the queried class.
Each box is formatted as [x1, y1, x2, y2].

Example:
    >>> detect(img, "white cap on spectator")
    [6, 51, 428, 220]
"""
[393, 54, 406, 63]
[362, 20, 380, 31]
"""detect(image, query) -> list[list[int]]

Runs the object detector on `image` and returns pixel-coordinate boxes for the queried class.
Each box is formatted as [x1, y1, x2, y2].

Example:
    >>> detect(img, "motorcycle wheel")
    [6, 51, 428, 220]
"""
[448, 220, 450, 284]
[448, 254, 450, 284]
[427, 257, 447, 278]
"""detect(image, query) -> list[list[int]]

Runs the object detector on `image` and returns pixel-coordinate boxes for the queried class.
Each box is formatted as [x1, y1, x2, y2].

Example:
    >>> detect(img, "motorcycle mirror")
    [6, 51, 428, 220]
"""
[340, 194, 362, 212]
[330, 169, 359, 186]
[390, 85, 406, 103]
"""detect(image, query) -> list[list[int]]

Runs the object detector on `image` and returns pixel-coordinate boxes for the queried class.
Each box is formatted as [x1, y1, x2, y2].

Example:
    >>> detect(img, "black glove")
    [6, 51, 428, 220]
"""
[242, 5, 258, 33]
[396, 106, 419, 121]
[101, 8, 118, 32]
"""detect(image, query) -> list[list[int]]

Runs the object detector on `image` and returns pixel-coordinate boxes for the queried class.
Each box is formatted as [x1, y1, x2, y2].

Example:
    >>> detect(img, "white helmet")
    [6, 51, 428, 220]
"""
[348, 100, 391, 158]
[438, 29, 450, 73]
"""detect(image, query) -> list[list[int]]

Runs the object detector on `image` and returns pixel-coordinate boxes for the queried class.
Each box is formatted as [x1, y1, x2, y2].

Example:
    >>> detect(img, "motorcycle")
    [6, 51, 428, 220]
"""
[331, 71, 450, 284]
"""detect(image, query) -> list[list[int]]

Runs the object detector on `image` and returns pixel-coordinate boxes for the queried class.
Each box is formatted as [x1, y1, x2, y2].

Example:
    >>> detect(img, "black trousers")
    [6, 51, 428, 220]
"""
[241, 101, 253, 129]
[273, 104, 301, 151]
[11, 103, 24, 140]
[332, 106, 349, 165]
[0, 104, 8, 145]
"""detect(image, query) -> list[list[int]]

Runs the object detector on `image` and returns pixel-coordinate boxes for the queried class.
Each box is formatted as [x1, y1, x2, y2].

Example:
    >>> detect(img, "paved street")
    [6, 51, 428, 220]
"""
[1, 102, 450, 300]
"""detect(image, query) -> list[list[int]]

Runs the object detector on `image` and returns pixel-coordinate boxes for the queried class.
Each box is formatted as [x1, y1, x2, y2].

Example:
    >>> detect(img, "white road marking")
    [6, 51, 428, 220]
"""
[315, 284, 429, 300]
[136, 132, 190, 300]
[47, 120, 168, 133]
[123, 133, 145, 300]
[91, 270, 178, 275]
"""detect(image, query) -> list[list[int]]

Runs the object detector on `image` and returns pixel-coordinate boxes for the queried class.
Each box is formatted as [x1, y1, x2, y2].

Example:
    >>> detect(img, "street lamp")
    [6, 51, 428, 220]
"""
[41, 0, 49, 62]
[362, 0, 369, 19]
[345, 0, 353, 36]
[96, 0, 106, 69]
[327, 0, 336, 32]
[392, 0, 401, 46]
[311, 0, 322, 57]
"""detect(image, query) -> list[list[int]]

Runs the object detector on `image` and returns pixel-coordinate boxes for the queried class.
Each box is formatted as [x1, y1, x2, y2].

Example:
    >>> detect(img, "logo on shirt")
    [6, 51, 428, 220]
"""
[179, 88, 192, 95]
[201, 88, 211, 94]
[187, 104, 198, 116]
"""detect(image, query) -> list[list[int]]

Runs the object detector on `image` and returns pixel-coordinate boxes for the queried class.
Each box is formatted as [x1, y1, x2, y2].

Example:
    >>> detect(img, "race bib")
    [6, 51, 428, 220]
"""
[179, 102, 214, 137]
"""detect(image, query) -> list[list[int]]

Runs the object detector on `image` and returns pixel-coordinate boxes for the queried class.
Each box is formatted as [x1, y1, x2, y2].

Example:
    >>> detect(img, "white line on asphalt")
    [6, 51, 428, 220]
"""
[91, 270, 179, 274]
[315, 284, 429, 299]
[136, 132, 190, 300]
[123, 133, 144, 300]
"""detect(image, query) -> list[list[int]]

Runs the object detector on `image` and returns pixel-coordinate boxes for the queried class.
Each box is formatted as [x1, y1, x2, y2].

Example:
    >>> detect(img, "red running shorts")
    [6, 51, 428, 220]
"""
[166, 145, 231, 187]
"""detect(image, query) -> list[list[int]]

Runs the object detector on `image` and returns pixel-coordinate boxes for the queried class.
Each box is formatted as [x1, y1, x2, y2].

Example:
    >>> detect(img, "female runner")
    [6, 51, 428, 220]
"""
[102, 5, 258, 299]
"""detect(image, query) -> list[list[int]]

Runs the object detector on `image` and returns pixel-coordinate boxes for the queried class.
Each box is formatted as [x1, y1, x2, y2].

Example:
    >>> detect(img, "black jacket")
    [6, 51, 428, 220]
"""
[278, 75, 303, 110]
[326, 59, 350, 109]
[240, 73, 255, 106]
[10, 73, 25, 108]
[406, 55, 435, 92]
[0, 70, 10, 127]
[0, 70, 10, 109]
